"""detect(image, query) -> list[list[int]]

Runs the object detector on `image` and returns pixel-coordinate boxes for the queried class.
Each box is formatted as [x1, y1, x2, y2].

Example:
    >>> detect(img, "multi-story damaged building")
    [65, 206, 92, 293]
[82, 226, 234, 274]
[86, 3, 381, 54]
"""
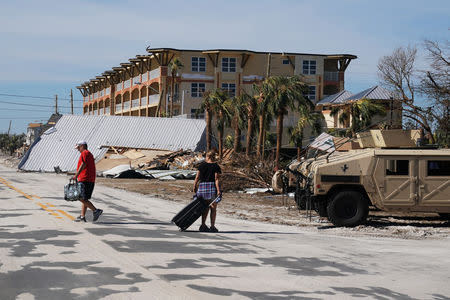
[77, 48, 357, 120]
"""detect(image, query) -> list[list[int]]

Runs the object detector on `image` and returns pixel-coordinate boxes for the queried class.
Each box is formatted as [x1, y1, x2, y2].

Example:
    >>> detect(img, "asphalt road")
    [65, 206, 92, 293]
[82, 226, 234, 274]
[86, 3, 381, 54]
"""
[1, 164, 449, 300]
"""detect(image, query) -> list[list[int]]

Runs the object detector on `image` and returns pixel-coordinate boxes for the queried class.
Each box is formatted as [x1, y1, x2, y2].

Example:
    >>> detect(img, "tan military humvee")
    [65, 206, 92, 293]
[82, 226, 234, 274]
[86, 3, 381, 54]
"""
[287, 133, 450, 227]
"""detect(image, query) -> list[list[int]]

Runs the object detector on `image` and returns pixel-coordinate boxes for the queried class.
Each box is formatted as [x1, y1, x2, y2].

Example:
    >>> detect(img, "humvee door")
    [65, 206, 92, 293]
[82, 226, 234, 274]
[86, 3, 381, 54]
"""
[418, 158, 450, 207]
[373, 157, 418, 207]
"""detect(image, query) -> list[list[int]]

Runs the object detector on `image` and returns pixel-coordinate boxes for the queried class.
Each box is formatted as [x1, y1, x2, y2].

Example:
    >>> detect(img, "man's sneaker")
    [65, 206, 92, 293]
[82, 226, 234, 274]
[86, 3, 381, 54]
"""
[210, 226, 219, 233]
[199, 224, 210, 232]
[74, 215, 86, 222]
[93, 209, 103, 222]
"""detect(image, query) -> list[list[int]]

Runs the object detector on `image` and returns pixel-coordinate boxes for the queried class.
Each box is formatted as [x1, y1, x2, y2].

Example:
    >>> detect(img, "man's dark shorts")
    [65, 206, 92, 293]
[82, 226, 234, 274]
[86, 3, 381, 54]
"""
[79, 182, 95, 200]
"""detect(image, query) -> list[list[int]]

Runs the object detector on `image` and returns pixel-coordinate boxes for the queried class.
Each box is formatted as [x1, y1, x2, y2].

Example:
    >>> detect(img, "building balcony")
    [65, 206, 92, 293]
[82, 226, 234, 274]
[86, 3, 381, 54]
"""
[142, 72, 148, 82]
[131, 98, 140, 107]
[115, 104, 122, 113]
[324, 71, 339, 82]
[132, 75, 141, 86]
[148, 94, 159, 106]
[149, 68, 160, 80]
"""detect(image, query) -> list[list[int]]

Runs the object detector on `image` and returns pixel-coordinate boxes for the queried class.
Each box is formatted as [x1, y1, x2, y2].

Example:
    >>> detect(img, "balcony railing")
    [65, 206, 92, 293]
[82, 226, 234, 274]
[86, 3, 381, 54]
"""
[132, 75, 141, 86]
[93, 109, 98, 115]
[131, 98, 139, 108]
[324, 71, 339, 81]
[124, 79, 131, 89]
[115, 104, 122, 112]
[105, 87, 111, 95]
[149, 68, 160, 79]
[142, 72, 148, 82]
[105, 107, 110, 115]
[148, 94, 160, 106]
[116, 83, 122, 91]
[141, 97, 147, 106]
[123, 101, 130, 110]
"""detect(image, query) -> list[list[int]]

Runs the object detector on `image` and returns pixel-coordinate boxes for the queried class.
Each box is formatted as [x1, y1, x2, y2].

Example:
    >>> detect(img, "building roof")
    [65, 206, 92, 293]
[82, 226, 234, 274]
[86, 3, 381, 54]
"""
[19, 115, 209, 172]
[316, 90, 353, 105]
[317, 86, 398, 107]
[146, 47, 357, 59]
[345, 86, 395, 101]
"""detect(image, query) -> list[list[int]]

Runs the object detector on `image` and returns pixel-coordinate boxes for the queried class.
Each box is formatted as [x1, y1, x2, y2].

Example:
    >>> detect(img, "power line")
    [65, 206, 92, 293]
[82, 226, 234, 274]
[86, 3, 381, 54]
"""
[0, 99, 82, 109]
[0, 117, 49, 120]
[0, 107, 60, 112]
[0, 93, 84, 102]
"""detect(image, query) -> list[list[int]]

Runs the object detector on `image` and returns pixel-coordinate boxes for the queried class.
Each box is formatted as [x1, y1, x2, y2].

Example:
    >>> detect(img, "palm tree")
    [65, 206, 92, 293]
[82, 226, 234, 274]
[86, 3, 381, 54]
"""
[201, 89, 231, 159]
[245, 93, 257, 157]
[254, 83, 273, 159]
[289, 106, 323, 161]
[168, 58, 183, 117]
[264, 76, 310, 170]
[352, 98, 386, 133]
[330, 99, 386, 136]
[230, 93, 251, 152]
[199, 91, 213, 151]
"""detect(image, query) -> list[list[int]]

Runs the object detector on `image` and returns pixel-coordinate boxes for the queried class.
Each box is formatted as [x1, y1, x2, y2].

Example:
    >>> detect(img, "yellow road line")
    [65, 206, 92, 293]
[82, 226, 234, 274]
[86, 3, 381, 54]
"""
[0, 176, 74, 221]
[0, 176, 34, 200]
[56, 210, 75, 221]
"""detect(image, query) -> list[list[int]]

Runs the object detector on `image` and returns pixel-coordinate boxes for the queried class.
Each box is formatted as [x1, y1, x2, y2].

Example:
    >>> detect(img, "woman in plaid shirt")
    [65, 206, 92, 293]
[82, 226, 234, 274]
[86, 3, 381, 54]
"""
[193, 150, 222, 232]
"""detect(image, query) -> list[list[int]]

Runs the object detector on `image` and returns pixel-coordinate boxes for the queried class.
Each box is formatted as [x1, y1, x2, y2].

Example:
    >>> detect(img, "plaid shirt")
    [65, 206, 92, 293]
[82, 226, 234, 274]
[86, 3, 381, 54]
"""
[196, 182, 217, 200]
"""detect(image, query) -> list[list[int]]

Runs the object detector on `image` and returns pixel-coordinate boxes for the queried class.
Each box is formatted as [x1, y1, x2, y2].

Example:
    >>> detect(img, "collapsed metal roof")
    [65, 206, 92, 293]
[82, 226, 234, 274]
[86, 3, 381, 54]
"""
[19, 115, 209, 172]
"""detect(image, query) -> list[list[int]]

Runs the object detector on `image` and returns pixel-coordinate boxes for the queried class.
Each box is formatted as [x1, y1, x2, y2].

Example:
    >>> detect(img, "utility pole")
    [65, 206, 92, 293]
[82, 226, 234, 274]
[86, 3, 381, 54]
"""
[7, 120, 12, 135]
[70, 89, 74, 114]
[55, 95, 58, 114]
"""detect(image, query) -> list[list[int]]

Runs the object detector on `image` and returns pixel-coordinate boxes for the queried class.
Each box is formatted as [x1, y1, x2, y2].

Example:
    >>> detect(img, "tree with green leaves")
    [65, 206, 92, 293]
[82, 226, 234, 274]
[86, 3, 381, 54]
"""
[254, 82, 274, 159]
[289, 106, 324, 161]
[264, 76, 310, 170]
[330, 99, 386, 137]
[201, 89, 231, 159]
[229, 93, 251, 152]
[199, 91, 213, 151]
[168, 57, 183, 117]
[245, 92, 258, 157]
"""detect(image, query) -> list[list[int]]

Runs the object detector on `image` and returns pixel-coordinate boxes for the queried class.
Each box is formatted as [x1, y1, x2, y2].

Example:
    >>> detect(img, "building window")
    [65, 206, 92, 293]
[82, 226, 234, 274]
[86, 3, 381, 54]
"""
[386, 160, 409, 176]
[221, 83, 236, 97]
[191, 108, 204, 119]
[191, 83, 206, 98]
[427, 160, 450, 176]
[192, 57, 206, 72]
[282, 59, 290, 65]
[305, 85, 316, 101]
[303, 60, 316, 75]
[222, 57, 236, 72]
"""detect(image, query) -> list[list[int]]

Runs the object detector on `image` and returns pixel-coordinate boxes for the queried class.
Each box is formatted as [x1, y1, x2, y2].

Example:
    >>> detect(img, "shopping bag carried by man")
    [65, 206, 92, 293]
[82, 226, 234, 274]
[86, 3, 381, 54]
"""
[64, 179, 85, 201]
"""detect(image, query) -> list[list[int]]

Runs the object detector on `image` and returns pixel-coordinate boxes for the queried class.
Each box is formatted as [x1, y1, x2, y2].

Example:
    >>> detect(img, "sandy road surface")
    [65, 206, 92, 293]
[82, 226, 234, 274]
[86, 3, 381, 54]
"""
[1, 164, 450, 300]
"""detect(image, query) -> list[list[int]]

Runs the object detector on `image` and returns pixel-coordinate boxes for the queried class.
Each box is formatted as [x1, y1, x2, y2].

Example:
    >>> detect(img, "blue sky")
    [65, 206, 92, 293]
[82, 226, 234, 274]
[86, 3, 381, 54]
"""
[0, 0, 449, 133]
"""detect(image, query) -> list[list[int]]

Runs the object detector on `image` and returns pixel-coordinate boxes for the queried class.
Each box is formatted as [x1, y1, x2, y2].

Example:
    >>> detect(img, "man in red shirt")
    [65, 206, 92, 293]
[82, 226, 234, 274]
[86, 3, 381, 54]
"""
[72, 140, 103, 222]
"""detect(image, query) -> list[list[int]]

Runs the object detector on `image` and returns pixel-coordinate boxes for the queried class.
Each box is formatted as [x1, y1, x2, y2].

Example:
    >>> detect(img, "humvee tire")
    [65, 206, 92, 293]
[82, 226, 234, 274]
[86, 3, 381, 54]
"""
[327, 191, 369, 227]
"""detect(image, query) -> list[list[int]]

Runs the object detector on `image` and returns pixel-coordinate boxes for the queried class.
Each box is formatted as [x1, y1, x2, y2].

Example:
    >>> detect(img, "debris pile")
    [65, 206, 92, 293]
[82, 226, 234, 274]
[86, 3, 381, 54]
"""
[97, 147, 274, 189]
[143, 150, 204, 170]
[220, 153, 275, 192]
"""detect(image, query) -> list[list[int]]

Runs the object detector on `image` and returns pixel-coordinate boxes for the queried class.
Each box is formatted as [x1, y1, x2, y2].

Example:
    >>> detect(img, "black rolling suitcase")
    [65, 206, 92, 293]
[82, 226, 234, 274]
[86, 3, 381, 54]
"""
[172, 195, 210, 231]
